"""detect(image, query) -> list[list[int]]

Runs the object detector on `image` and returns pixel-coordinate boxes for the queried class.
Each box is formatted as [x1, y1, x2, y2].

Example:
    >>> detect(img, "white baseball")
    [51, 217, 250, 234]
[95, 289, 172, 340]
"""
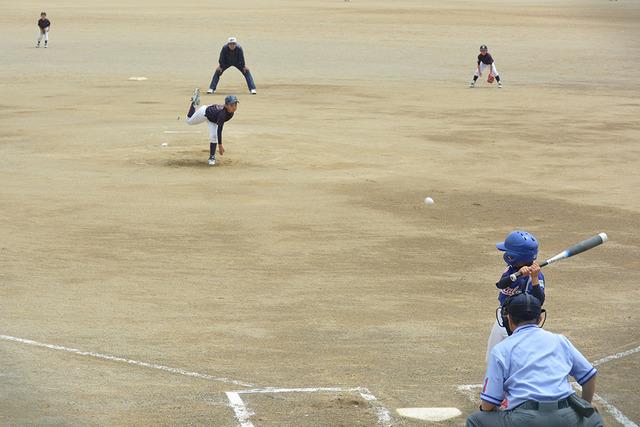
[424, 197, 434, 205]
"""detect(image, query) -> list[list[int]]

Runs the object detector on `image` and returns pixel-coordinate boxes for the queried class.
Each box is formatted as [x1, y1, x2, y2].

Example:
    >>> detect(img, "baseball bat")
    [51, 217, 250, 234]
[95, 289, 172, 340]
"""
[496, 232, 608, 289]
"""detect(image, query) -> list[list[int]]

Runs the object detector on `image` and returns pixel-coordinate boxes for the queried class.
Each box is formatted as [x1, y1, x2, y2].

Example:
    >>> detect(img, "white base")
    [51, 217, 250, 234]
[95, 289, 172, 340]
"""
[397, 407, 462, 421]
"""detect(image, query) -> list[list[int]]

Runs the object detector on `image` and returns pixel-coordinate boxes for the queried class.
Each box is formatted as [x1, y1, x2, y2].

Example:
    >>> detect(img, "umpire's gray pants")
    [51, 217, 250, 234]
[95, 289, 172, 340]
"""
[466, 407, 604, 427]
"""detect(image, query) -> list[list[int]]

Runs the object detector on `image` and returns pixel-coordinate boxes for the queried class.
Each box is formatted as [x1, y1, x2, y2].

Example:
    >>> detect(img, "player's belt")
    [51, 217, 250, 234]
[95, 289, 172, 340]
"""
[517, 398, 570, 411]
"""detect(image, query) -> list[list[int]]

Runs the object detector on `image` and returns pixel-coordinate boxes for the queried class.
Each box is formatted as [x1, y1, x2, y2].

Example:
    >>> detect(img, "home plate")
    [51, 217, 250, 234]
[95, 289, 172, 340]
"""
[397, 407, 462, 421]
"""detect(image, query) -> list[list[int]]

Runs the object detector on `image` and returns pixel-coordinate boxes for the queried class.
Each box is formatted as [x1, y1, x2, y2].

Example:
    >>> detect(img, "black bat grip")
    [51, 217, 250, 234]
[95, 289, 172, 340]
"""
[496, 274, 518, 289]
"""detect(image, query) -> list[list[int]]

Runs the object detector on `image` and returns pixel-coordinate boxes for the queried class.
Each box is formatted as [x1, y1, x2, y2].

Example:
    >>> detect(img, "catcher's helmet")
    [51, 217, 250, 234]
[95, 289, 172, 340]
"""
[496, 230, 538, 266]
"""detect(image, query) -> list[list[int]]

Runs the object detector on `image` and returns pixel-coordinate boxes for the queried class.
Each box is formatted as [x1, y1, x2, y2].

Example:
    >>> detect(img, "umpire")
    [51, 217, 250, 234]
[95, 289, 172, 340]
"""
[207, 37, 257, 95]
[467, 293, 604, 427]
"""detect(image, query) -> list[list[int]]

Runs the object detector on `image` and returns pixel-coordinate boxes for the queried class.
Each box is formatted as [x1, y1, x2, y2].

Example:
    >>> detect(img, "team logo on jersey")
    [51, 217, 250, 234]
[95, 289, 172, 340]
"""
[500, 286, 521, 297]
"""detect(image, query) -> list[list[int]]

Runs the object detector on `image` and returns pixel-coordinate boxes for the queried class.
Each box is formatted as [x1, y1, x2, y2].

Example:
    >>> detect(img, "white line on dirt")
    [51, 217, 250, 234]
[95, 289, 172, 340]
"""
[593, 345, 640, 367]
[356, 387, 393, 426]
[235, 387, 350, 394]
[0, 334, 254, 387]
[592, 394, 638, 427]
[226, 392, 255, 427]
[224, 386, 392, 427]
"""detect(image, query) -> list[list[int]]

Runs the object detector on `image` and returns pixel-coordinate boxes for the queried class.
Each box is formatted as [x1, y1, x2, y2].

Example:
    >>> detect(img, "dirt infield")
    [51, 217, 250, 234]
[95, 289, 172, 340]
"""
[1, 0, 639, 425]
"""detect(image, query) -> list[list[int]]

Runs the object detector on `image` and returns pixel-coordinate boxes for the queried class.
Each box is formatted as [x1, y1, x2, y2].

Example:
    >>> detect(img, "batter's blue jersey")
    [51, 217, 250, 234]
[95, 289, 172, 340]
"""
[496, 266, 545, 305]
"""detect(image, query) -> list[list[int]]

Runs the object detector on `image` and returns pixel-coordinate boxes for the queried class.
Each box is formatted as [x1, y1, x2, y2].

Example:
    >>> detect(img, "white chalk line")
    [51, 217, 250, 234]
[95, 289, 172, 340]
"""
[593, 345, 640, 367]
[572, 382, 638, 427]
[224, 386, 392, 427]
[0, 334, 392, 425]
[592, 394, 638, 427]
[456, 344, 640, 426]
[226, 392, 256, 427]
[0, 334, 254, 388]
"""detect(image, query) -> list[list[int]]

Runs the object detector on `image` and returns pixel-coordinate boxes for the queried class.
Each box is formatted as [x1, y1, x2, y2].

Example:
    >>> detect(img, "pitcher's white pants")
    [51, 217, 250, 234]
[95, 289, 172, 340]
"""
[486, 317, 508, 363]
[37, 28, 49, 43]
[186, 105, 218, 144]
[475, 62, 499, 77]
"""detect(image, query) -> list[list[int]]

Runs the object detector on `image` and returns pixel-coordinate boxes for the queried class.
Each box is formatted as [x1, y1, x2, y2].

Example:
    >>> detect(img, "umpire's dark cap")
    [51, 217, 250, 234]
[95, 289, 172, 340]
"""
[506, 293, 542, 320]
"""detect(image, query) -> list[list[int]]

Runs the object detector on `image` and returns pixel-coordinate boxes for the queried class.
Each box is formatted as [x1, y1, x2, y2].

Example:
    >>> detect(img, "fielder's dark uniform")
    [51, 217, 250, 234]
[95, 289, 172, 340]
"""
[209, 43, 256, 92]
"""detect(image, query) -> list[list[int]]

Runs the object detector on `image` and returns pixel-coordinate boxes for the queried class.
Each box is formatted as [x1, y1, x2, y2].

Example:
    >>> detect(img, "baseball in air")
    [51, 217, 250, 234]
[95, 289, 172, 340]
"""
[424, 197, 434, 205]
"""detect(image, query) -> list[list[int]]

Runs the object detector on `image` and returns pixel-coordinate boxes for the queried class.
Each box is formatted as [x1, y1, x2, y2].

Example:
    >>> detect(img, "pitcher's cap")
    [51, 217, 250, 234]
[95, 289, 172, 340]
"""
[225, 95, 239, 105]
[228, 37, 237, 43]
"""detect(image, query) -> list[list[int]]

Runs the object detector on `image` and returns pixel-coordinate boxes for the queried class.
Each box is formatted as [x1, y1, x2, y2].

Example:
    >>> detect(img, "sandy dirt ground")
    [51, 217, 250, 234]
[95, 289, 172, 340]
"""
[1, 0, 640, 425]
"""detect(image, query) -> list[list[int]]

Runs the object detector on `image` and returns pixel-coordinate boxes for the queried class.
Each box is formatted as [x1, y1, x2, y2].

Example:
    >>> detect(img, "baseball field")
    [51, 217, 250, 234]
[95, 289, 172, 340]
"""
[1, 0, 639, 425]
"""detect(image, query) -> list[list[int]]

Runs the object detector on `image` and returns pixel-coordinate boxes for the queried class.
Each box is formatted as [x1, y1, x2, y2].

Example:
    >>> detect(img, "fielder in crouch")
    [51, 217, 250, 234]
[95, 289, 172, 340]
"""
[470, 45, 501, 88]
[185, 89, 237, 166]
[208, 37, 257, 95]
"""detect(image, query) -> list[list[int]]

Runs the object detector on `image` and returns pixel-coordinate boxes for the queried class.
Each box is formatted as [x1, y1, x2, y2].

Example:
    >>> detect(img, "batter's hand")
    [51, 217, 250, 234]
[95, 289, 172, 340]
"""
[218, 144, 225, 155]
[518, 262, 541, 285]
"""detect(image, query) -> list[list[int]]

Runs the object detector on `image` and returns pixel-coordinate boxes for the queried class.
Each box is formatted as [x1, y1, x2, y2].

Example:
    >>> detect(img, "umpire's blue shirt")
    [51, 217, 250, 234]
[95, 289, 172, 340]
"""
[481, 324, 597, 409]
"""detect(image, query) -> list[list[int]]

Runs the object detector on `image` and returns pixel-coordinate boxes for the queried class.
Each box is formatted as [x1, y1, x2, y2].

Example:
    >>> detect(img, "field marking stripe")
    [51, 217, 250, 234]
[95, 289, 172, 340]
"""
[0, 334, 254, 387]
[573, 382, 638, 427]
[592, 393, 638, 427]
[357, 387, 393, 426]
[227, 386, 392, 426]
[225, 392, 255, 427]
[593, 345, 640, 367]
[235, 387, 355, 394]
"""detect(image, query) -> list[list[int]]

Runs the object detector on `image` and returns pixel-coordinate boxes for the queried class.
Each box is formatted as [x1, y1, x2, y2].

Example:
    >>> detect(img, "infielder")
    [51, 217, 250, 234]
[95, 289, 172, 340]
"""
[486, 231, 545, 362]
[185, 89, 238, 166]
[469, 45, 501, 88]
[36, 12, 50, 48]
[207, 37, 257, 95]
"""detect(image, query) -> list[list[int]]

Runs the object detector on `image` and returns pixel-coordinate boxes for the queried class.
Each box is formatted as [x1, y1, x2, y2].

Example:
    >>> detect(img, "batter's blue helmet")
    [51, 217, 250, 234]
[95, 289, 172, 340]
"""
[496, 231, 538, 266]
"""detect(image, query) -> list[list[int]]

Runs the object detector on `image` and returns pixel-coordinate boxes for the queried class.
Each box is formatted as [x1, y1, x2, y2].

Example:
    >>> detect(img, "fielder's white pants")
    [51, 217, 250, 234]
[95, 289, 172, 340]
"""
[37, 28, 49, 43]
[486, 317, 508, 363]
[186, 105, 218, 144]
[475, 62, 499, 77]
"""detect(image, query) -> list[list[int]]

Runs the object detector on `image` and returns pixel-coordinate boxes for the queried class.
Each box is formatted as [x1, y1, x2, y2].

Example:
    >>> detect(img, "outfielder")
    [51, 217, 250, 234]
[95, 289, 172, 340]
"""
[185, 89, 238, 166]
[469, 45, 501, 88]
[36, 12, 50, 48]
[486, 231, 545, 362]
[207, 37, 257, 95]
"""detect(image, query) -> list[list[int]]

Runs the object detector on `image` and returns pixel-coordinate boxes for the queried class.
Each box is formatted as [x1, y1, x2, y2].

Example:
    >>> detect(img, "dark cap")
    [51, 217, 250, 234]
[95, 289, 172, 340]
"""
[505, 293, 541, 320]
[480, 44, 488, 51]
[225, 95, 239, 105]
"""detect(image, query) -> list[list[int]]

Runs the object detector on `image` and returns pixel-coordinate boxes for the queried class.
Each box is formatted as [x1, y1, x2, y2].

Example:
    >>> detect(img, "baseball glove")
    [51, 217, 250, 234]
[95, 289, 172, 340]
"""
[487, 74, 495, 84]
